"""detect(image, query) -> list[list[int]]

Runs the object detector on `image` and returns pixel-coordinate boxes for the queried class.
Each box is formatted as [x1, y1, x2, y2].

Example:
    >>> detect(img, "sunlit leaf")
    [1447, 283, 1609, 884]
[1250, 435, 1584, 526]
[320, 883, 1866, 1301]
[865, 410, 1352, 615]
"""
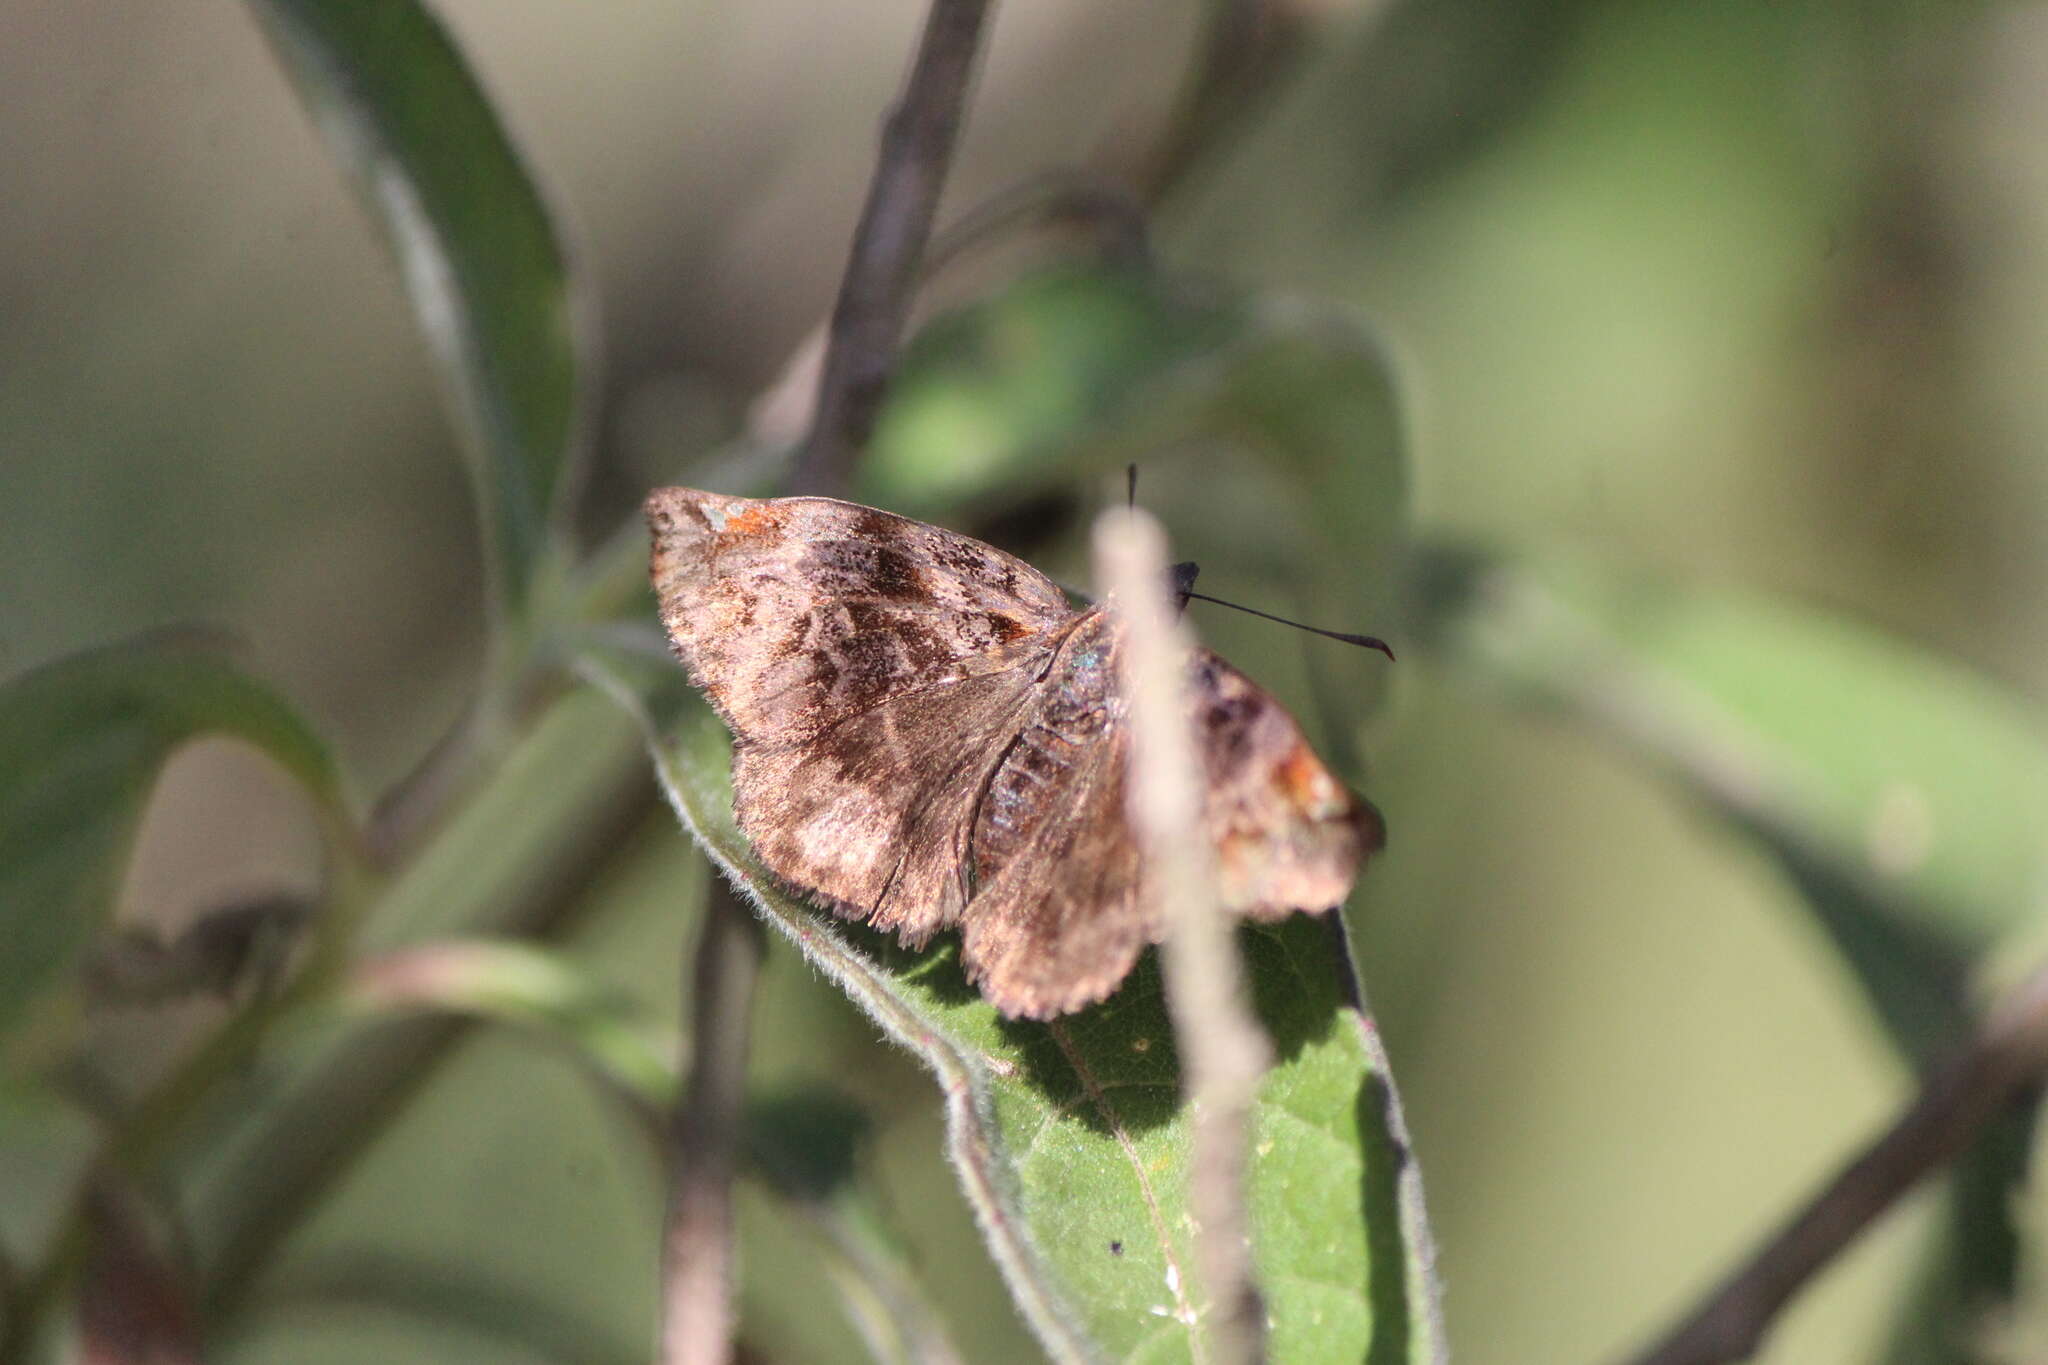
[588, 663, 1445, 1365]
[250, 0, 589, 617]
[0, 634, 347, 1032]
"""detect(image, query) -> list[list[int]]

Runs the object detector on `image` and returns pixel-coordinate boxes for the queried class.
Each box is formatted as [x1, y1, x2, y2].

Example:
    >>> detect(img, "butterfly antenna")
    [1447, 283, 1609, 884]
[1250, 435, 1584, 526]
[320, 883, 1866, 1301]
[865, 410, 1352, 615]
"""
[1183, 591, 1396, 661]
[1126, 462, 1138, 509]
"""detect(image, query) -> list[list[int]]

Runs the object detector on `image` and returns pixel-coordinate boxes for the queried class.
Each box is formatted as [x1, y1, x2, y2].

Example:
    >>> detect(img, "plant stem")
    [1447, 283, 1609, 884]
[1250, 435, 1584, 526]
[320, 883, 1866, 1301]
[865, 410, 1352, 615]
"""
[660, 884, 764, 1365]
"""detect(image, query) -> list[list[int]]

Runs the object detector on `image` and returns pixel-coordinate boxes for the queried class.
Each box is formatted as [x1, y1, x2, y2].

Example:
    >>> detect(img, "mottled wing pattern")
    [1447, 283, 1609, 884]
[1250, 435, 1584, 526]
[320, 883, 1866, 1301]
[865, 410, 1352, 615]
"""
[1185, 648, 1374, 918]
[735, 668, 1037, 940]
[957, 617, 1370, 1018]
[645, 488, 1072, 742]
[959, 610, 1152, 1017]
[644, 487, 1074, 940]
[961, 729, 1148, 1019]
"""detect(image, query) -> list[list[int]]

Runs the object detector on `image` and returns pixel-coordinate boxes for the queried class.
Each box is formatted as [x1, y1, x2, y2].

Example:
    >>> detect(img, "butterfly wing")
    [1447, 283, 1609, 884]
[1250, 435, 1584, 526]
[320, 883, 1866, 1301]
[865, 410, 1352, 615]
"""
[644, 487, 1075, 939]
[646, 488, 1073, 737]
[960, 626, 1373, 1018]
[1186, 647, 1376, 918]
[734, 667, 1040, 939]
[953, 610, 1148, 1017]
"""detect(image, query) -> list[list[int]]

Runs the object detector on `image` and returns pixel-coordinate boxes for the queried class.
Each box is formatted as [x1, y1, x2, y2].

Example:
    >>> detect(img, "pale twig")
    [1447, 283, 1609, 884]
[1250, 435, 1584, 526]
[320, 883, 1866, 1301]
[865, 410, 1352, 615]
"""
[1095, 506, 1271, 1364]
[794, 0, 995, 494]
[660, 882, 765, 1365]
[1624, 960, 2048, 1365]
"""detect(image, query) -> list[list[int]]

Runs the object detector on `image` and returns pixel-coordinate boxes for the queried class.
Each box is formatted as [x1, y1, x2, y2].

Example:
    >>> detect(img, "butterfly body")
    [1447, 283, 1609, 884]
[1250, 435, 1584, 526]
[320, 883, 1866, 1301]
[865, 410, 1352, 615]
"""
[646, 486, 1378, 1018]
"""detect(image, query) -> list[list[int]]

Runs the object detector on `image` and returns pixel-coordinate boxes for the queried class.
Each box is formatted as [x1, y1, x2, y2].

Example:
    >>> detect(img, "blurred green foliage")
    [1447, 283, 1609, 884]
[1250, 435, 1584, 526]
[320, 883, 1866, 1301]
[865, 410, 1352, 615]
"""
[6, 1, 2048, 1363]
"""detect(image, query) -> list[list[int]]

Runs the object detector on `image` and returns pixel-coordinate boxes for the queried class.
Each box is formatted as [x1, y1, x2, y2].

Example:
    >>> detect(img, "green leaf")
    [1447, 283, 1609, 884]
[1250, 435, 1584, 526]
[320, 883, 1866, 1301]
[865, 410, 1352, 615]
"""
[0, 634, 348, 1033]
[250, 0, 589, 617]
[1411, 545, 2048, 1056]
[586, 663, 1445, 1364]
[1411, 548, 2048, 1355]
[857, 265, 1237, 515]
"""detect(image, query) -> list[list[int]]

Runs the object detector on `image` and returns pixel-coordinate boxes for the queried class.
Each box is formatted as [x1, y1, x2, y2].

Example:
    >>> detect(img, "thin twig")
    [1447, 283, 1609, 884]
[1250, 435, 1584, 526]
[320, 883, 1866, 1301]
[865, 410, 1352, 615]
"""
[77, 1179, 202, 1365]
[794, 0, 994, 494]
[660, 883, 765, 1365]
[1624, 960, 2048, 1365]
[1095, 506, 1271, 1364]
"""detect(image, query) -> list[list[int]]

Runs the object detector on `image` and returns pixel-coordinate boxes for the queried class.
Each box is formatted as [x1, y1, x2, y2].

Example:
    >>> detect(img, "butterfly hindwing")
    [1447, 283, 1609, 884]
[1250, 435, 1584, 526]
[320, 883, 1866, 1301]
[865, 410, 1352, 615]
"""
[734, 666, 1037, 942]
[958, 609, 1154, 1017]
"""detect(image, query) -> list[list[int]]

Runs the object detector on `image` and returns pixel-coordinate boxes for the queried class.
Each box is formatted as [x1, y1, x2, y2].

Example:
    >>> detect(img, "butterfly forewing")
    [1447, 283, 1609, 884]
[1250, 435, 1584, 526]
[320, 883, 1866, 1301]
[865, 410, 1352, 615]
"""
[645, 487, 1072, 744]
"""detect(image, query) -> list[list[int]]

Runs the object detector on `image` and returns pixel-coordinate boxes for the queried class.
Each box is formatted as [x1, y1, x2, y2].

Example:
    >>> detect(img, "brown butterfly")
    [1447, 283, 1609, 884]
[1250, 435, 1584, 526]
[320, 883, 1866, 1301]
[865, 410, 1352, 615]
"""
[645, 486, 1382, 1019]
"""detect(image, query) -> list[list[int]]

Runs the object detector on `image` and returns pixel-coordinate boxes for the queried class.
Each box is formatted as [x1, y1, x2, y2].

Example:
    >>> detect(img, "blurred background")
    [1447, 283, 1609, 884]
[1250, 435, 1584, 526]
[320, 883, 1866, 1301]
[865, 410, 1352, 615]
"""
[8, 1, 2048, 1361]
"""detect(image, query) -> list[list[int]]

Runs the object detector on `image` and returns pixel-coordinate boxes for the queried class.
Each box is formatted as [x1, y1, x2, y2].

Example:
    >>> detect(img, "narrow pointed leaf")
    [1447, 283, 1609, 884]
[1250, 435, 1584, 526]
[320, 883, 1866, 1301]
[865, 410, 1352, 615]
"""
[250, 0, 588, 616]
[1411, 546, 2048, 1353]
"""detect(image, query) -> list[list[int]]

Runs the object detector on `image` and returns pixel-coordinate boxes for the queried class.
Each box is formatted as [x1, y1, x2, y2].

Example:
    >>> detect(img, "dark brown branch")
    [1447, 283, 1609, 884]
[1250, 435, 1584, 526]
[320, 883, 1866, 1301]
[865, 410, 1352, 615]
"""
[665, 8, 992, 1353]
[660, 883, 765, 1365]
[1624, 961, 2048, 1365]
[793, 0, 994, 496]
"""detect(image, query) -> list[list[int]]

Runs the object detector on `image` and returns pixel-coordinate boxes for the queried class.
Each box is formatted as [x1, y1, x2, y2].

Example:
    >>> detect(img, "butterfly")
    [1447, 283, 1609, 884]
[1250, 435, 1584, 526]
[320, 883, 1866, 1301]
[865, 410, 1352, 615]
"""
[645, 486, 1381, 1018]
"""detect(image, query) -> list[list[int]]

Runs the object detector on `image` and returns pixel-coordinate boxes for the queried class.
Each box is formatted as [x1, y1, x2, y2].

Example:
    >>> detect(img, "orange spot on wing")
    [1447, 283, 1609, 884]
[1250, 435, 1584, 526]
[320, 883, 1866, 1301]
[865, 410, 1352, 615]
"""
[1279, 745, 1340, 810]
[721, 503, 783, 538]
